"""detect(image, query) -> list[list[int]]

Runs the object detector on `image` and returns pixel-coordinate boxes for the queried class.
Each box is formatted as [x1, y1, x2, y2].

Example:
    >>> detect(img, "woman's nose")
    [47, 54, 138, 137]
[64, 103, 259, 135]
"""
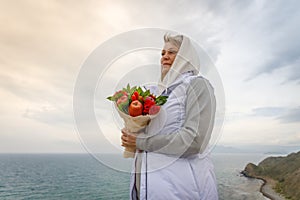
[162, 53, 169, 59]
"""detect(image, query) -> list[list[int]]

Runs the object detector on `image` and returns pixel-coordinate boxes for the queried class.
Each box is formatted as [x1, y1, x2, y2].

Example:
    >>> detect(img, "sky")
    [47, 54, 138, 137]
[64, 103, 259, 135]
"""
[0, 0, 299, 153]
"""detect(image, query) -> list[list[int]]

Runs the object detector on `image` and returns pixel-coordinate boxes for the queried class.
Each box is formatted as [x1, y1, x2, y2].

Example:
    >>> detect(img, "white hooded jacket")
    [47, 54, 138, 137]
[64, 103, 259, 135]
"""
[130, 35, 218, 200]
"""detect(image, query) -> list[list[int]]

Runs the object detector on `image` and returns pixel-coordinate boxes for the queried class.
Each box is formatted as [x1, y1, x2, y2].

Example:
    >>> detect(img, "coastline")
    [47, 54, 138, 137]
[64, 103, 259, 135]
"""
[242, 173, 286, 200]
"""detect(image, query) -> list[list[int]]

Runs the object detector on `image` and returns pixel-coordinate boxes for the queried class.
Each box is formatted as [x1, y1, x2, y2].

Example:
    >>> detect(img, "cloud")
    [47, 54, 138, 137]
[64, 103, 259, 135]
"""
[0, 0, 299, 152]
[22, 103, 73, 126]
[242, 1, 300, 83]
[251, 106, 300, 123]
[252, 107, 287, 117]
[277, 107, 300, 123]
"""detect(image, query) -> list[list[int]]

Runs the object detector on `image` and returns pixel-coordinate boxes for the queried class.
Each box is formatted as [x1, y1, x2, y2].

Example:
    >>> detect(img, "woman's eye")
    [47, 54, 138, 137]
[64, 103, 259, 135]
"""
[161, 50, 177, 56]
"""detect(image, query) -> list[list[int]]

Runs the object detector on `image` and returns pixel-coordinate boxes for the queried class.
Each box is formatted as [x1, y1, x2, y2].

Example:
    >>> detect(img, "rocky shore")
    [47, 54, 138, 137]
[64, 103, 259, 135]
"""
[241, 168, 286, 200]
[241, 151, 300, 200]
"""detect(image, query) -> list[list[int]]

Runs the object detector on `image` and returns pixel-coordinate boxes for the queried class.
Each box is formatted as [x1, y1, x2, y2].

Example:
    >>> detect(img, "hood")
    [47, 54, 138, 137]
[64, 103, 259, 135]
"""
[157, 35, 200, 95]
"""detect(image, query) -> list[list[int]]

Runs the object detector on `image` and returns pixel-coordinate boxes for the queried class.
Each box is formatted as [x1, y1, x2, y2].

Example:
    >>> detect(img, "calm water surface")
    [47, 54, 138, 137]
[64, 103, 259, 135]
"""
[0, 153, 270, 200]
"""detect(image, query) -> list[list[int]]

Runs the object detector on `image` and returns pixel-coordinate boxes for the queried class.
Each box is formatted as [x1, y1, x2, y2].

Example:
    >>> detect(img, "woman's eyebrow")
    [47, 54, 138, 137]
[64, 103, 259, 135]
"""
[162, 48, 178, 51]
[168, 48, 178, 51]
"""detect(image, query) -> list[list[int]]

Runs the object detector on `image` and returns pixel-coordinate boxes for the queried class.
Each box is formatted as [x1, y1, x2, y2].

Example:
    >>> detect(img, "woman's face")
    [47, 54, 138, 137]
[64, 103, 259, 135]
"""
[160, 42, 179, 78]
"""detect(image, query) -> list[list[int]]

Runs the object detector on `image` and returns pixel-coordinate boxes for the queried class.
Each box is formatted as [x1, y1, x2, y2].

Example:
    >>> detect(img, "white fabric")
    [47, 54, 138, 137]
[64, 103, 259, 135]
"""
[130, 75, 218, 200]
[158, 35, 200, 95]
[140, 154, 217, 200]
[137, 73, 215, 157]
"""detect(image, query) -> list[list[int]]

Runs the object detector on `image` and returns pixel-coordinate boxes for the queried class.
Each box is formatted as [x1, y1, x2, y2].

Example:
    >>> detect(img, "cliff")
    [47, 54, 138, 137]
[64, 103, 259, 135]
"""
[242, 151, 300, 200]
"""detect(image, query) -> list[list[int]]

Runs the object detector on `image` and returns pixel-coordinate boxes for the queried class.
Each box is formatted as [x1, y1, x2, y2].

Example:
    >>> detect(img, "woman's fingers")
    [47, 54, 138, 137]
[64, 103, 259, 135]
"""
[121, 127, 128, 134]
[121, 139, 135, 147]
[122, 141, 135, 147]
[128, 134, 136, 143]
[121, 134, 126, 142]
[121, 129, 136, 147]
[121, 134, 135, 143]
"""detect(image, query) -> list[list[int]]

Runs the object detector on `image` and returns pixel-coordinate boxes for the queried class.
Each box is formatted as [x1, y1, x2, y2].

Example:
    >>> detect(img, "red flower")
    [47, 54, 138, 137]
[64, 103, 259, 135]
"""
[143, 97, 156, 114]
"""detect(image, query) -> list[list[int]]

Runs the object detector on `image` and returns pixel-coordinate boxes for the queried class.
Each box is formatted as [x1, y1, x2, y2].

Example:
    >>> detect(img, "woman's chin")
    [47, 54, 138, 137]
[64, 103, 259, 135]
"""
[161, 66, 170, 73]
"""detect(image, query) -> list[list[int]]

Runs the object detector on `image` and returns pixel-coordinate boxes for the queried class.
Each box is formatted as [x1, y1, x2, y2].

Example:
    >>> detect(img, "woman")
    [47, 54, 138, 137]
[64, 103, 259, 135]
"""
[121, 33, 218, 200]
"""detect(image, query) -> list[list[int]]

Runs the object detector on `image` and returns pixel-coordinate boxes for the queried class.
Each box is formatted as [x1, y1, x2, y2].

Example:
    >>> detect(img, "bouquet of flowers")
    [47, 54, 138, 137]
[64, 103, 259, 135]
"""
[107, 84, 168, 158]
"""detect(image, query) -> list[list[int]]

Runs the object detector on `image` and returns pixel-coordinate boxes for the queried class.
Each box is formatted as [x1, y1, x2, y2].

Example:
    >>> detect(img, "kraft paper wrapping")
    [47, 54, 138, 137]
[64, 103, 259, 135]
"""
[115, 104, 158, 158]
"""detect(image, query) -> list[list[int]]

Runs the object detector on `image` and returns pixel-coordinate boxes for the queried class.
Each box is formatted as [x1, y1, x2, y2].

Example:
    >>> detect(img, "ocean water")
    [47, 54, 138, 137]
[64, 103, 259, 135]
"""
[212, 153, 268, 200]
[0, 153, 269, 200]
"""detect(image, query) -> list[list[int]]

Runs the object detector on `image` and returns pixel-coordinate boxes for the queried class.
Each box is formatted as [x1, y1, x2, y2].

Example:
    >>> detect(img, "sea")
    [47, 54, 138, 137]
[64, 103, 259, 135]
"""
[0, 153, 271, 200]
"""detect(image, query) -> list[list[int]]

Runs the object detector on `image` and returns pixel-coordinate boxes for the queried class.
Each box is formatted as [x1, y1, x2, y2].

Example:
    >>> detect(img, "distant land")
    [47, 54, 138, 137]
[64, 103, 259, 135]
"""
[242, 151, 300, 200]
[212, 145, 300, 154]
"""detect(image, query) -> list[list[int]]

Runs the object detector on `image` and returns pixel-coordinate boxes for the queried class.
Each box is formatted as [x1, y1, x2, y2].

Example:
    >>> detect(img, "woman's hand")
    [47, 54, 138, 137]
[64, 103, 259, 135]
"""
[121, 128, 137, 148]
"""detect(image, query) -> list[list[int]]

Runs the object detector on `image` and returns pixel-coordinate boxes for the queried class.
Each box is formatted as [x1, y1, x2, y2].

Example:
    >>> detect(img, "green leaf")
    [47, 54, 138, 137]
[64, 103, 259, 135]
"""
[129, 86, 136, 95]
[127, 83, 130, 91]
[142, 89, 150, 97]
[155, 95, 168, 105]
[107, 96, 113, 101]
[137, 87, 143, 94]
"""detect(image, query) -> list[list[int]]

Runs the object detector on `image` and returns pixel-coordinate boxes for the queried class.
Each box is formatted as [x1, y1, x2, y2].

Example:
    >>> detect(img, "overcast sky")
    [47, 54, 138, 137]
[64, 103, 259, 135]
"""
[0, 0, 299, 153]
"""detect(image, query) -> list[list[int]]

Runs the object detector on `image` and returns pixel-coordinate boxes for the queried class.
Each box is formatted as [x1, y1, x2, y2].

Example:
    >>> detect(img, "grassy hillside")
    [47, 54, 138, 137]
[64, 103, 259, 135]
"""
[242, 151, 300, 200]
